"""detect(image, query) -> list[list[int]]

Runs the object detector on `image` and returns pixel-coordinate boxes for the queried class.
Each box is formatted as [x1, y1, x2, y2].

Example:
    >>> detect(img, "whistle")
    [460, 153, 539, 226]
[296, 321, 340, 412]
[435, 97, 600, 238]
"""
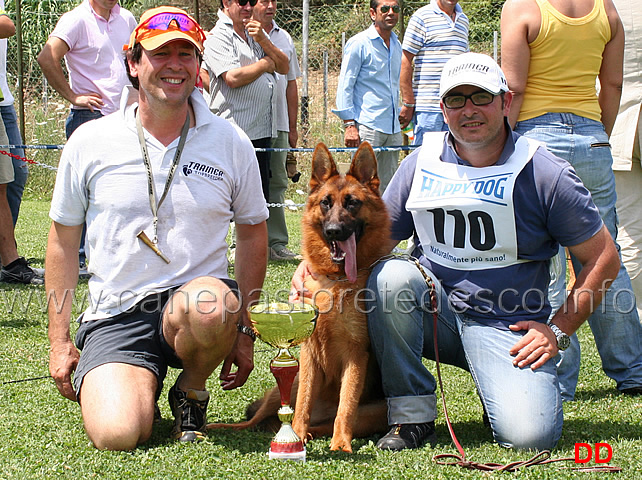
[137, 231, 171, 264]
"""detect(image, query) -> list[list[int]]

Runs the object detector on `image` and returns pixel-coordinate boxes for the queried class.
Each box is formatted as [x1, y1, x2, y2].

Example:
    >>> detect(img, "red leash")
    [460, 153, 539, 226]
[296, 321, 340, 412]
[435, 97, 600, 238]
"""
[410, 257, 621, 473]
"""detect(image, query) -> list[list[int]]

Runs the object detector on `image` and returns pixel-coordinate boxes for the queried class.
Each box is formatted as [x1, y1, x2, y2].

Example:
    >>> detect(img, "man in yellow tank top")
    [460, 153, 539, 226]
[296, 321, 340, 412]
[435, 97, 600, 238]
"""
[501, 0, 642, 400]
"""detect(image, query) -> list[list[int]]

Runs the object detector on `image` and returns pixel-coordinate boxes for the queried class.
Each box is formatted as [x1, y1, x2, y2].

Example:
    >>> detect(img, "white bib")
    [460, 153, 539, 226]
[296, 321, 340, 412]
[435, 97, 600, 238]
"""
[406, 133, 540, 270]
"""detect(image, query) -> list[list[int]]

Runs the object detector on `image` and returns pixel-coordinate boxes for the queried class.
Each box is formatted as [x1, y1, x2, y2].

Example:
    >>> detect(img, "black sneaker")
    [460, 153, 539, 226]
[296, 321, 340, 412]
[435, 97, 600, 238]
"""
[376, 422, 436, 451]
[621, 386, 642, 396]
[0, 257, 43, 285]
[168, 381, 209, 442]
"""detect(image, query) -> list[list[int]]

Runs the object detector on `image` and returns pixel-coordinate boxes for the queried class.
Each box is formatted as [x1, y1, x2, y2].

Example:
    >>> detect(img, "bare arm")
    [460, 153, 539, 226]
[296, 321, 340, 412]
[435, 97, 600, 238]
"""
[500, 0, 540, 128]
[398, 50, 416, 129]
[509, 226, 620, 369]
[219, 221, 267, 390]
[199, 68, 211, 94]
[221, 57, 276, 89]
[46, 221, 83, 401]
[246, 19, 289, 75]
[0, 14, 16, 38]
[286, 78, 299, 147]
[598, 0, 624, 136]
[37, 37, 104, 111]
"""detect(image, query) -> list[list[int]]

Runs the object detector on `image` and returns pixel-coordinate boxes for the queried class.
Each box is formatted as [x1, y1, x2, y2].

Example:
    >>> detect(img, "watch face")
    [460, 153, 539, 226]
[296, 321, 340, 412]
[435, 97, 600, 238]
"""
[558, 333, 571, 350]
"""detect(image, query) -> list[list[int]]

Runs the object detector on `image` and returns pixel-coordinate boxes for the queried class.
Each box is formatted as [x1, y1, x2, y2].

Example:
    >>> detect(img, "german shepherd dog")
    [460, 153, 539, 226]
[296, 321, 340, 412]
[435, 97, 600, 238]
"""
[208, 142, 390, 452]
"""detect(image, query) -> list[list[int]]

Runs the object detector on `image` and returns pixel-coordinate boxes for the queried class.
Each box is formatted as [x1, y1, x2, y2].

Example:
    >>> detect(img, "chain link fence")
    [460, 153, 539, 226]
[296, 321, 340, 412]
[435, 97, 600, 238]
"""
[3, 0, 501, 188]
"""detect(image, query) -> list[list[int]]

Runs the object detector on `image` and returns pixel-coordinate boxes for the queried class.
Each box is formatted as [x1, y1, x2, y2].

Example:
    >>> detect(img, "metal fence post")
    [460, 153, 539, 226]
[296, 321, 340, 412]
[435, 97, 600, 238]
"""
[15, 0, 25, 141]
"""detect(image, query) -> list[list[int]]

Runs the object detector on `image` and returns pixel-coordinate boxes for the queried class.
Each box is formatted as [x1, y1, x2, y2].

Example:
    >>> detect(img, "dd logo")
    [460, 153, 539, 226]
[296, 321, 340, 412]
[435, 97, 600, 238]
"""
[574, 442, 613, 463]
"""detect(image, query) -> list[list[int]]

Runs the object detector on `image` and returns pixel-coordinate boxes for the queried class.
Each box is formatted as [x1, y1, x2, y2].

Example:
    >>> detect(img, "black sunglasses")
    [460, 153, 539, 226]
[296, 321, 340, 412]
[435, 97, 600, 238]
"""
[380, 5, 400, 13]
[443, 91, 496, 109]
[238, 0, 258, 6]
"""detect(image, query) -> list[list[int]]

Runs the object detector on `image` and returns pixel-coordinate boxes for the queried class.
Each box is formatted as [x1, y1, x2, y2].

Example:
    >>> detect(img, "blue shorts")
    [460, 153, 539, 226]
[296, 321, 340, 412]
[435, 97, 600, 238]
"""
[73, 280, 239, 399]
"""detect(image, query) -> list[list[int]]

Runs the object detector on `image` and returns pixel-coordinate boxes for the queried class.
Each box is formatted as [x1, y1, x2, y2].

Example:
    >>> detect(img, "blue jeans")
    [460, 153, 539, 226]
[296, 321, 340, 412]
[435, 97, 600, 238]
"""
[516, 113, 642, 399]
[414, 111, 448, 146]
[2, 104, 27, 225]
[367, 258, 563, 450]
[65, 109, 103, 140]
[66, 109, 103, 263]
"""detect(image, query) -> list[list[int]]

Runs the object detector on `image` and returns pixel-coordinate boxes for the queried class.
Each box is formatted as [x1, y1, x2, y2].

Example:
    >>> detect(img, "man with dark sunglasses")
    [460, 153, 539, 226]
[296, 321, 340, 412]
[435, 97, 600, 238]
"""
[252, 0, 303, 261]
[202, 0, 289, 202]
[333, 0, 402, 194]
[361, 53, 617, 451]
[46, 6, 268, 450]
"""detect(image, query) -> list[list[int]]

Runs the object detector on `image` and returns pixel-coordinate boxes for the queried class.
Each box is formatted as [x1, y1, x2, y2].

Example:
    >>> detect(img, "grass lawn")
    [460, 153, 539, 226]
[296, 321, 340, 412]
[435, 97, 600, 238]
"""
[1, 198, 641, 479]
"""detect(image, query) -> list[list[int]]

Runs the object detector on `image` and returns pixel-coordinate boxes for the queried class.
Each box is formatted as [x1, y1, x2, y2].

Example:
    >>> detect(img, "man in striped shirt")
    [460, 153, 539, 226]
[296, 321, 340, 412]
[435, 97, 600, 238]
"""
[399, 0, 469, 145]
[203, 0, 288, 201]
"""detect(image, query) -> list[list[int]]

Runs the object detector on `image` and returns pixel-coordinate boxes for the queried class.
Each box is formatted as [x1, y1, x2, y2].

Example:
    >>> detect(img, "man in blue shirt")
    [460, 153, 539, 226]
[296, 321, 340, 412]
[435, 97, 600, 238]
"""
[367, 53, 616, 451]
[333, 0, 402, 193]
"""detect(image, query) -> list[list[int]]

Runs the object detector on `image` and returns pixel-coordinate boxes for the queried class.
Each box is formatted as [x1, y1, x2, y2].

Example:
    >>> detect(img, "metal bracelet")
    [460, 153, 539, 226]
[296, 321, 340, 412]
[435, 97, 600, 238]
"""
[237, 324, 257, 342]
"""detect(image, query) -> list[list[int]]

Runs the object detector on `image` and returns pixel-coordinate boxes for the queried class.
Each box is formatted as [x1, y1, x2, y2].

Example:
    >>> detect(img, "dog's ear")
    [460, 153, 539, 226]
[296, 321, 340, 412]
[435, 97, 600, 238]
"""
[310, 143, 339, 192]
[348, 142, 380, 194]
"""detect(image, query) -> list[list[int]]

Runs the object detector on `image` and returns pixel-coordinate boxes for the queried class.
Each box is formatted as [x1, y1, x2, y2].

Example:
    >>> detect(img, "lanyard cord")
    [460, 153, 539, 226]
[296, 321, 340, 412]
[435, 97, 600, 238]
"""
[136, 108, 190, 245]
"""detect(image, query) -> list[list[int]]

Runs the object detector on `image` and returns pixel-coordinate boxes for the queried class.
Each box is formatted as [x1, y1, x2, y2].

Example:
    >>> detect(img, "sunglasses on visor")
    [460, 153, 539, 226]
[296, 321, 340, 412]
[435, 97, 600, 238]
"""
[134, 12, 206, 44]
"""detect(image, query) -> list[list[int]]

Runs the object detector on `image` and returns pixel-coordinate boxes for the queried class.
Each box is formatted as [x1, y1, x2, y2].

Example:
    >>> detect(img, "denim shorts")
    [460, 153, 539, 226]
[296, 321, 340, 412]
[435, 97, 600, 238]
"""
[73, 280, 239, 399]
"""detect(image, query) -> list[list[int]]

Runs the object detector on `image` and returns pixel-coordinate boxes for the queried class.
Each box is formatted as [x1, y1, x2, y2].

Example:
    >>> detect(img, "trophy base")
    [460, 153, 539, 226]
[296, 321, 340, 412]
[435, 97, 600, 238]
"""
[268, 447, 306, 462]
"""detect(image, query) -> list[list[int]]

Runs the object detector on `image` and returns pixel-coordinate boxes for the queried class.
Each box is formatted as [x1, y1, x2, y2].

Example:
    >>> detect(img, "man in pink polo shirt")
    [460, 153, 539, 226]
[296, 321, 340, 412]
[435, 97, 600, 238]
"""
[38, 0, 136, 270]
[37, 0, 136, 139]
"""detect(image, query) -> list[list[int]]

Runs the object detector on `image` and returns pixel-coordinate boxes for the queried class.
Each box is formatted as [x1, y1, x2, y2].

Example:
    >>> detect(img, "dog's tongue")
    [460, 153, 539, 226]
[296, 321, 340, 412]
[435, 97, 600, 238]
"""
[338, 233, 357, 283]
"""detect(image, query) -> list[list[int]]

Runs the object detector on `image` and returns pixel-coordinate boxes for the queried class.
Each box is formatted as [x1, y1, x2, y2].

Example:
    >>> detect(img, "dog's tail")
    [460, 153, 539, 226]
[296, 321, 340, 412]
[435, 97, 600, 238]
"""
[206, 387, 281, 431]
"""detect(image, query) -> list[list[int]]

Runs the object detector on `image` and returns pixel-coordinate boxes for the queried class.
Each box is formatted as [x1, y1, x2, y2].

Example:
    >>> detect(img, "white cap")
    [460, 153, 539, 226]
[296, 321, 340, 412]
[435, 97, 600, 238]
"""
[439, 53, 509, 98]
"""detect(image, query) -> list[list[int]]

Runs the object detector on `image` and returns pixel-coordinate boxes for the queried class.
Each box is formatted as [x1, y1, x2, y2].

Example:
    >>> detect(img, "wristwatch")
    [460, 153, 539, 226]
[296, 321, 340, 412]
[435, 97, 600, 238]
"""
[547, 321, 570, 350]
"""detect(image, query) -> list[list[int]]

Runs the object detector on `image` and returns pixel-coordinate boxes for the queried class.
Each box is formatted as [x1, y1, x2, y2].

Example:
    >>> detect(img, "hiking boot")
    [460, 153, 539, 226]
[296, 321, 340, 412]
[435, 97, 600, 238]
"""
[376, 422, 436, 451]
[0, 257, 44, 285]
[154, 402, 162, 424]
[269, 246, 302, 261]
[168, 380, 209, 442]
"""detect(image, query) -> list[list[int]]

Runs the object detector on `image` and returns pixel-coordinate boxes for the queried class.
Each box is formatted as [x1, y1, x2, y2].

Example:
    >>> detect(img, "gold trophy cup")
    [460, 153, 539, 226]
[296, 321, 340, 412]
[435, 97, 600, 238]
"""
[248, 302, 318, 461]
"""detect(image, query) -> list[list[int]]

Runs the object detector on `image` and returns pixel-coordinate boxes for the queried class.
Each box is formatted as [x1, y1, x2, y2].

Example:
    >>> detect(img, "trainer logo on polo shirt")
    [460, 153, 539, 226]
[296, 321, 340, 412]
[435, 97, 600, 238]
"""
[182, 161, 224, 181]
[418, 169, 511, 205]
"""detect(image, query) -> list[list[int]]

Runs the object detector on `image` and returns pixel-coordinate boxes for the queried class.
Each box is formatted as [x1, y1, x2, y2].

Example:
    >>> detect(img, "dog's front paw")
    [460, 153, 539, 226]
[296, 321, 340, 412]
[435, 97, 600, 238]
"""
[329, 435, 353, 453]
[295, 427, 312, 444]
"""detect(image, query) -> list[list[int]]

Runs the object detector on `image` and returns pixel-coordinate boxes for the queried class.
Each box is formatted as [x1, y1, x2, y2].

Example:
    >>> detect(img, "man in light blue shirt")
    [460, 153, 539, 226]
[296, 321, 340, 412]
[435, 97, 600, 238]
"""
[333, 0, 402, 193]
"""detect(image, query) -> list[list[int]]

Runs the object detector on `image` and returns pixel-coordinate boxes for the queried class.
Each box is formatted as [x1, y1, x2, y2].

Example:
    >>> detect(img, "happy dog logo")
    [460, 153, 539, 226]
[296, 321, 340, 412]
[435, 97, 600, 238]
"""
[417, 169, 511, 206]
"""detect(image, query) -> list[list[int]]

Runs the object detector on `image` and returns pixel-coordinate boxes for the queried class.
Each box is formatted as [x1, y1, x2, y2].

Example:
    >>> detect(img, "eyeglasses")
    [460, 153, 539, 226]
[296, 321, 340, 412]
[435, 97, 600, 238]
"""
[380, 5, 400, 13]
[443, 91, 496, 109]
[238, 0, 259, 6]
[133, 12, 206, 46]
